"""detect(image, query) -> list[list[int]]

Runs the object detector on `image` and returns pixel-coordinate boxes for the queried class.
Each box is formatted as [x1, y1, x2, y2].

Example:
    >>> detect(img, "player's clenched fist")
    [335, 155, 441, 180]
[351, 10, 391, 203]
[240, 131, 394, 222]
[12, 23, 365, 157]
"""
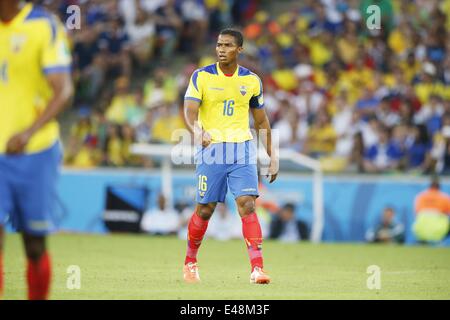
[267, 156, 279, 183]
[194, 126, 212, 148]
[201, 130, 212, 148]
[6, 130, 32, 154]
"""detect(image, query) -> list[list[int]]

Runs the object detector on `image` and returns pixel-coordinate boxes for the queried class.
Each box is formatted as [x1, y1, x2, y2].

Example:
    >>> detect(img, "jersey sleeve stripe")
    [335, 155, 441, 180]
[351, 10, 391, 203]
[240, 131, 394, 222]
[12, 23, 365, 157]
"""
[43, 65, 71, 74]
[251, 72, 263, 97]
[185, 97, 202, 103]
[192, 70, 200, 91]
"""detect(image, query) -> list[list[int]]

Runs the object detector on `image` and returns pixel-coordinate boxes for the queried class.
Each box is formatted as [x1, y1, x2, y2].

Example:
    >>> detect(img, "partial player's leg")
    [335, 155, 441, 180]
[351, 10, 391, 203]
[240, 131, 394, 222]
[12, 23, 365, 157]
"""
[22, 233, 51, 300]
[183, 202, 217, 283]
[12, 143, 61, 299]
[184, 144, 228, 283]
[236, 195, 270, 284]
[0, 226, 4, 298]
[0, 156, 14, 299]
[228, 149, 270, 284]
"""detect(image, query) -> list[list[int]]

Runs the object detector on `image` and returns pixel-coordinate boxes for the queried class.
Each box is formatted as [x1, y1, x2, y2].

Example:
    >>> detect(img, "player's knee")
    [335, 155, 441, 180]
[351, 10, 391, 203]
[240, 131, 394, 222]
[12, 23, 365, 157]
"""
[26, 246, 46, 261]
[197, 206, 214, 220]
[240, 199, 256, 216]
[23, 236, 46, 261]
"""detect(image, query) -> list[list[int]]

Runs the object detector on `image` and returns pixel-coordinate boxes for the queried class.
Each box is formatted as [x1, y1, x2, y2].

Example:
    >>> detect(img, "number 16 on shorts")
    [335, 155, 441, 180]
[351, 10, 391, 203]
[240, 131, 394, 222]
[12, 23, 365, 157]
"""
[198, 175, 207, 197]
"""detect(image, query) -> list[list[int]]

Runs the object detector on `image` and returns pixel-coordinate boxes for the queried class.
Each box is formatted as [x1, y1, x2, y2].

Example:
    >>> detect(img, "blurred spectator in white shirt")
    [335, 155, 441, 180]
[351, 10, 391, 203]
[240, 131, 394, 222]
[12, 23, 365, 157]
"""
[177, 202, 195, 240]
[273, 102, 308, 151]
[141, 194, 180, 235]
[333, 92, 356, 157]
[205, 203, 241, 241]
[126, 10, 156, 65]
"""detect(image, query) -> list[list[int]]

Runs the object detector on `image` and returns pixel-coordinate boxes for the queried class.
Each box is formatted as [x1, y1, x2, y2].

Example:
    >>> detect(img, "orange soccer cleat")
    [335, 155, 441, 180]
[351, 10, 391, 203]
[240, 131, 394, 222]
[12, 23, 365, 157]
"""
[183, 262, 200, 283]
[250, 267, 271, 284]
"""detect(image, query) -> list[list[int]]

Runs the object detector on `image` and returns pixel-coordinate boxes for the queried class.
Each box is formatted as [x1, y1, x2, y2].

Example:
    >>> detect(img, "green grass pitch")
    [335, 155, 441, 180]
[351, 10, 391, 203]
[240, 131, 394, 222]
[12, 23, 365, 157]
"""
[3, 233, 450, 300]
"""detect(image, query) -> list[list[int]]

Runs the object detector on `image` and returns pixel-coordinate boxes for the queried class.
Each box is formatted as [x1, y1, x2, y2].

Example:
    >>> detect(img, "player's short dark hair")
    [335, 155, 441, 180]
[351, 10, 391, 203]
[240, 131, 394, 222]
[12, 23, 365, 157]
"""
[219, 28, 244, 47]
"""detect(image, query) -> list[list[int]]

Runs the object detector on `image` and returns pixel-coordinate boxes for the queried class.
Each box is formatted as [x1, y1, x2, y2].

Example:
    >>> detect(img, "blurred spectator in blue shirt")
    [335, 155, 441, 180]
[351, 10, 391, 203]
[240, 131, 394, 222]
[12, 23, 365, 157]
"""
[356, 88, 381, 120]
[363, 125, 404, 173]
[405, 124, 432, 172]
[154, 0, 183, 59]
[98, 17, 131, 77]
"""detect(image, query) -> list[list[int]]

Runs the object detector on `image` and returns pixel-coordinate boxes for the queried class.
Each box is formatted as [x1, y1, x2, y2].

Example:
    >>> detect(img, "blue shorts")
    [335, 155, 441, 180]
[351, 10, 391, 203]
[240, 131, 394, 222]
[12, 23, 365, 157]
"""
[0, 142, 62, 235]
[195, 141, 259, 204]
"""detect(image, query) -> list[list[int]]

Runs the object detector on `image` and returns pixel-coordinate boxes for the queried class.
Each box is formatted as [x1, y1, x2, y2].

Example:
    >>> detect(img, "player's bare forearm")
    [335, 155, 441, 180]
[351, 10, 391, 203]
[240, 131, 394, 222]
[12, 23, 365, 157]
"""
[251, 108, 273, 156]
[27, 73, 73, 136]
[184, 99, 211, 147]
[251, 108, 278, 183]
[6, 73, 73, 154]
[184, 99, 200, 135]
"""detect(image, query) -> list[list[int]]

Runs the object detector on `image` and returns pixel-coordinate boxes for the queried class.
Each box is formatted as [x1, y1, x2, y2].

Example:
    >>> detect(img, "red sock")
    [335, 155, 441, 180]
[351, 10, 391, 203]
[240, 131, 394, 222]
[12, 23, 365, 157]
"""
[185, 212, 209, 265]
[27, 252, 51, 300]
[242, 212, 263, 271]
[0, 254, 3, 298]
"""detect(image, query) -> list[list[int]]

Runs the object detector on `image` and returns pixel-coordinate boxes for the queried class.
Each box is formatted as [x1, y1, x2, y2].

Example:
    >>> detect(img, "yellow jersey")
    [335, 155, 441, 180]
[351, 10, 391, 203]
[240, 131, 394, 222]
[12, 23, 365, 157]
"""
[0, 3, 72, 154]
[185, 62, 264, 143]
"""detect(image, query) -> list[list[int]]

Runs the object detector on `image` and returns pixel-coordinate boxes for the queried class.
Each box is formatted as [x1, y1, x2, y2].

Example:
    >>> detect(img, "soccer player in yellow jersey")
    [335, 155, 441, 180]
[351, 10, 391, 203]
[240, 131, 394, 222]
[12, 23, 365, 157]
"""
[183, 29, 278, 284]
[0, 0, 73, 299]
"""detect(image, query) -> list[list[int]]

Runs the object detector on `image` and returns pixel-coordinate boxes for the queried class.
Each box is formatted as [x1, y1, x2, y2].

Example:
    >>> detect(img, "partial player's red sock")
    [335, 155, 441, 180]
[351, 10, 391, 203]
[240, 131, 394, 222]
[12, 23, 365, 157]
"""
[0, 254, 3, 298]
[242, 212, 263, 271]
[27, 252, 51, 300]
[185, 212, 209, 265]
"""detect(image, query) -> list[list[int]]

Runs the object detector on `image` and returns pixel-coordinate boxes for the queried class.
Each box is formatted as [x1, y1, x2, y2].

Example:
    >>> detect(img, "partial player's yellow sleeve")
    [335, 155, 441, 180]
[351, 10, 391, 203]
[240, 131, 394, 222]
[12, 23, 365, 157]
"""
[250, 73, 264, 109]
[41, 17, 72, 74]
[184, 70, 203, 103]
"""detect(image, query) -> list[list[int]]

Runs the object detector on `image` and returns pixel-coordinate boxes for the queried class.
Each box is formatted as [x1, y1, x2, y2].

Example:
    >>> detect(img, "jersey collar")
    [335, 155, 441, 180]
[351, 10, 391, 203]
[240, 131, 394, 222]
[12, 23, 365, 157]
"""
[216, 62, 239, 78]
[0, 2, 32, 28]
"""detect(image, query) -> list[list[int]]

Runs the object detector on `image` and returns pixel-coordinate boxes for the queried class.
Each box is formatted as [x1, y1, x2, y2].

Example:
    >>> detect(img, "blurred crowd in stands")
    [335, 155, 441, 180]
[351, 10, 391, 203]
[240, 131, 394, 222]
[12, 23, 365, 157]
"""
[42, 0, 450, 174]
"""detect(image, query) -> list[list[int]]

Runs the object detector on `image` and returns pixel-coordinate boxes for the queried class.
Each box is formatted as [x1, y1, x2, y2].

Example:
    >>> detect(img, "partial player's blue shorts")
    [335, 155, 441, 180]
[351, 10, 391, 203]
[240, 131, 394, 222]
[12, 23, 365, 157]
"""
[0, 142, 62, 235]
[195, 141, 259, 204]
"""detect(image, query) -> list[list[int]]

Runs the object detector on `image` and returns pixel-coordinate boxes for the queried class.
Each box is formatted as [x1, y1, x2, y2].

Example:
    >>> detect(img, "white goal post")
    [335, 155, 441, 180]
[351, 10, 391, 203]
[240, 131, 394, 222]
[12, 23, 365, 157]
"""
[131, 143, 324, 243]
